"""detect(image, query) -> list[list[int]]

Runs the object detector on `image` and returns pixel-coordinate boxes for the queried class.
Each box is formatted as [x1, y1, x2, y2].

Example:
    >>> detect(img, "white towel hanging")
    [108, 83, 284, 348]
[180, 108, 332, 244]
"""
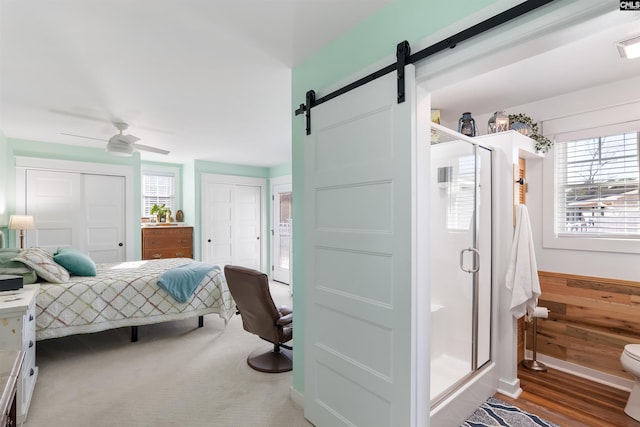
[505, 204, 541, 319]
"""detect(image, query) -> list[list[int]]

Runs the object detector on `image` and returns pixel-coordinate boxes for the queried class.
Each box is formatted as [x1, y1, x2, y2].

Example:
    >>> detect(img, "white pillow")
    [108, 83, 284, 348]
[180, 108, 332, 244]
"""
[13, 247, 70, 284]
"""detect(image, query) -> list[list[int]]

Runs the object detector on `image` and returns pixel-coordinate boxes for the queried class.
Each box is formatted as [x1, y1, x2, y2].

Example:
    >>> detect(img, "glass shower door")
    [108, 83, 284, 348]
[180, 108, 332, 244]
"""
[430, 125, 492, 406]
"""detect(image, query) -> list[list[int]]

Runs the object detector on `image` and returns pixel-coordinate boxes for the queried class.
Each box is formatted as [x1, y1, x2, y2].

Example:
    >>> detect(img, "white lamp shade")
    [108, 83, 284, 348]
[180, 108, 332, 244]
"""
[8, 215, 35, 230]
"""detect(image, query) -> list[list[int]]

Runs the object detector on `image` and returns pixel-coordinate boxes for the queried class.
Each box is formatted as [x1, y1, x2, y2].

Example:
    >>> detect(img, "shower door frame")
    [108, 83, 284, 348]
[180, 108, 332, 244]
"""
[430, 122, 494, 409]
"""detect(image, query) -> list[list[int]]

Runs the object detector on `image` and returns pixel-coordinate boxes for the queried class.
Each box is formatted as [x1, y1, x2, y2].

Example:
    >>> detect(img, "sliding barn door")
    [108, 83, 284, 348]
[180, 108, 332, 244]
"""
[304, 66, 416, 426]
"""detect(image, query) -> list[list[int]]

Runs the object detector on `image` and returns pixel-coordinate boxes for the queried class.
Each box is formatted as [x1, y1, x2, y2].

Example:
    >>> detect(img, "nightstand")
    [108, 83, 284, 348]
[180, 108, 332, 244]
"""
[0, 285, 39, 425]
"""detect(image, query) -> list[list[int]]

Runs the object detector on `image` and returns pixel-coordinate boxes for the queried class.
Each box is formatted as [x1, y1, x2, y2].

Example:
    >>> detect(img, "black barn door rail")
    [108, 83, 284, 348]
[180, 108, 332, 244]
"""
[296, 0, 555, 135]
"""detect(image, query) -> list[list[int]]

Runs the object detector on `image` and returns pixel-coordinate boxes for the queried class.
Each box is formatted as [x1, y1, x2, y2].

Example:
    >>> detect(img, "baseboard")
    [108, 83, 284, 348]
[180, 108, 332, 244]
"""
[525, 351, 633, 392]
[290, 385, 304, 408]
[497, 377, 522, 398]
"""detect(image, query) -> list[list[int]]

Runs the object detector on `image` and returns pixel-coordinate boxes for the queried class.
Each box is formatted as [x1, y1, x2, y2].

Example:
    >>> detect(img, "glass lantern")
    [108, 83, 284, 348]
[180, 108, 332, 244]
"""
[457, 112, 477, 137]
[488, 111, 509, 133]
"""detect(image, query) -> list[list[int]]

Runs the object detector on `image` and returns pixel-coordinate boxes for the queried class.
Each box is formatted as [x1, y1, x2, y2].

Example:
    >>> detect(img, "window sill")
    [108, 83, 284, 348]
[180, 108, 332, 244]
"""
[542, 233, 640, 255]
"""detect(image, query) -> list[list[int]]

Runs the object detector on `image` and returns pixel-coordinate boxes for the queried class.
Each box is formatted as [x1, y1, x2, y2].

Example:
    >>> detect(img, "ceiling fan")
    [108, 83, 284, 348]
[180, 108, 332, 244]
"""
[62, 122, 170, 156]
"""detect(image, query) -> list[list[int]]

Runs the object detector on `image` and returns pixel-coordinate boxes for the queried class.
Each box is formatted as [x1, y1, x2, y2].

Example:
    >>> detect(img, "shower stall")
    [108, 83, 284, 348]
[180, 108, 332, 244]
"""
[429, 123, 495, 422]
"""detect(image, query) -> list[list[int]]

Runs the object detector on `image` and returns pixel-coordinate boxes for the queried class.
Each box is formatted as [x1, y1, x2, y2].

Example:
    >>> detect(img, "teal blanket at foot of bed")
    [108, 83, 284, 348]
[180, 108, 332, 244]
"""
[157, 262, 218, 303]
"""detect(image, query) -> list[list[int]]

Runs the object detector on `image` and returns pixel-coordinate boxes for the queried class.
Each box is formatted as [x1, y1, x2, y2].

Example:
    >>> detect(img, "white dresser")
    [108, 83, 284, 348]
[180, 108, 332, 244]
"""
[0, 284, 38, 425]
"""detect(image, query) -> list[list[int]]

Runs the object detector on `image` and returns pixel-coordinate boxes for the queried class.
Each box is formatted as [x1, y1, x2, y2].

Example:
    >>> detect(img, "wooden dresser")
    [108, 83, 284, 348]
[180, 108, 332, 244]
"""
[141, 226, 193, 260]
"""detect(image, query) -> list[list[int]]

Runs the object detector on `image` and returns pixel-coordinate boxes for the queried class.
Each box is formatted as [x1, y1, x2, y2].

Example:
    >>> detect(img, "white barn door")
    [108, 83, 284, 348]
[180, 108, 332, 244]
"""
[304, 66, 416, 426]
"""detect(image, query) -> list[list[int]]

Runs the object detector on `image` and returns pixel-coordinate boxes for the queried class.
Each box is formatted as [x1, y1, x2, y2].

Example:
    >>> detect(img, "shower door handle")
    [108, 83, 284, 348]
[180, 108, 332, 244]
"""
[459, 248, 480, 273]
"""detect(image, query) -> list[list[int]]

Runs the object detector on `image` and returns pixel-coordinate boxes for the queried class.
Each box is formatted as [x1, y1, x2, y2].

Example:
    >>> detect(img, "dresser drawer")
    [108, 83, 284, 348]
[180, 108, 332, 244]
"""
[142, 227, 193, 260]
[142, 228, 192, 247]
[22, 300, 36, 344]
[142, 248, 193, 259]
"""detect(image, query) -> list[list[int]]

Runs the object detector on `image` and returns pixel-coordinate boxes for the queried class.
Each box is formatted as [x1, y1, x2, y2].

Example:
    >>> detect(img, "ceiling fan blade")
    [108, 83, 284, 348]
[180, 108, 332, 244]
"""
[117, 134, 140, 144]
[61, 132, 107, 142]
[133, 144, 170, 155]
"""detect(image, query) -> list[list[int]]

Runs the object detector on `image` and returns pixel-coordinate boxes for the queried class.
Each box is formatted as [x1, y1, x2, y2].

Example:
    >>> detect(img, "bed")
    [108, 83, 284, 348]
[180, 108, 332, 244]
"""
[3, 248, 235, 341]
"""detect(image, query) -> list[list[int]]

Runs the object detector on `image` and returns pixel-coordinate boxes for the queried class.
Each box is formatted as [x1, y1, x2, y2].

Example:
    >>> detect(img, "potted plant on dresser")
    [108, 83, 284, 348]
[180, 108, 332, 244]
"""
[150, 203, 169, 223]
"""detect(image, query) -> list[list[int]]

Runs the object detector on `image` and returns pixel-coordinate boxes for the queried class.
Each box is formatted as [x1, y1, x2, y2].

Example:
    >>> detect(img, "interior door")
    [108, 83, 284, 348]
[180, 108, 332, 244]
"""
[271, 182, 292, 284]
[84, 174, 126, 263]
[201, 180, 262, 270]
[304, 66, 415, 426]
[26, 170, 82, 251]
[202, 183, 233, 267]
[233, 185, 261, 270]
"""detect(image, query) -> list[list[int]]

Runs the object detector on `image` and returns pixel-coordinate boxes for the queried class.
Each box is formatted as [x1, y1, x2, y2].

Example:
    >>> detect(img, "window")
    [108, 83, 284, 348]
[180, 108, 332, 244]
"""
[555, 132, 639, 238]
[447, 155, 475, 231]
[142, 173, 175, 217]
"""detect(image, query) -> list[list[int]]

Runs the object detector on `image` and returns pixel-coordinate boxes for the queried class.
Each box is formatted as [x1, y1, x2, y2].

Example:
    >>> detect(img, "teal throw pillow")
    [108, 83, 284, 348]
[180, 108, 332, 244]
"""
[53, 248, 97, 277]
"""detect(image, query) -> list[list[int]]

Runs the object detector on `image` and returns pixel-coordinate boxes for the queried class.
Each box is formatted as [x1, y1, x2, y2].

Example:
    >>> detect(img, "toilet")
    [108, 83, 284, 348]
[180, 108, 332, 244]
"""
[621, 344, 640, 421]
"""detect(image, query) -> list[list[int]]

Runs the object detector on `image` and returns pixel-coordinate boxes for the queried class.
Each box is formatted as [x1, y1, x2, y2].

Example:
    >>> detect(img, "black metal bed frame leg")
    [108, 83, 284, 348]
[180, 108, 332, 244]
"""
[198, 315, 204, 328]
[131, 326, 138, 342]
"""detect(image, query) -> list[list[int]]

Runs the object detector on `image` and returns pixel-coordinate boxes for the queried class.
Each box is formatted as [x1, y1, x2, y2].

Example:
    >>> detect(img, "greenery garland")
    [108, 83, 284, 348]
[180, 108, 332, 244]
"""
[508, 113, 553, 153]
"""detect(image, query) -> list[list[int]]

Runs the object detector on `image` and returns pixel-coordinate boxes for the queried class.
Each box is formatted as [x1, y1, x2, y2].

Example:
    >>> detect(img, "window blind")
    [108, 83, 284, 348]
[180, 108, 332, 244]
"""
[447, 155, 475, 231]
[555, 132, 639, 237]
[142, 174, 174, 216]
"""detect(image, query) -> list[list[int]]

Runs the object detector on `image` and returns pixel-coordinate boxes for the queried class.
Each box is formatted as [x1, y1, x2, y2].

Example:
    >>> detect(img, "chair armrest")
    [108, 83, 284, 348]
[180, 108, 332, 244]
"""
[278, 306, 293, 316]
[277, 313, 293, 326]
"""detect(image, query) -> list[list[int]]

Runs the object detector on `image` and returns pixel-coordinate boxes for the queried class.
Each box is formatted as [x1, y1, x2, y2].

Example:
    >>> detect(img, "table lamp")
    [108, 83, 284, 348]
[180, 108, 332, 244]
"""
[8, 215, 35, 249]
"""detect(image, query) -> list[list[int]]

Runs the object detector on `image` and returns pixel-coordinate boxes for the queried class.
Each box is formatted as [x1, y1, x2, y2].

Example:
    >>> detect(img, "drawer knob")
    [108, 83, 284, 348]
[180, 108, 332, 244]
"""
[153, 254, 162, 259]
[30, 368, 34, 376]
[29, 340, 34, 348]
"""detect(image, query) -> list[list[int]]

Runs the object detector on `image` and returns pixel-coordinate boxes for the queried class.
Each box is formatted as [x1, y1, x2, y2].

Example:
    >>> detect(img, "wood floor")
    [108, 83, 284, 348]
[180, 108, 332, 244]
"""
[496, 365, 640, 427]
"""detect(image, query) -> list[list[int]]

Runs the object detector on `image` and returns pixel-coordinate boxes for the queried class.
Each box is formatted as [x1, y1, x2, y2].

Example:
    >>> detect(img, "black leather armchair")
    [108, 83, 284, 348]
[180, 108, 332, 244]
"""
[224, 265, 293, 373]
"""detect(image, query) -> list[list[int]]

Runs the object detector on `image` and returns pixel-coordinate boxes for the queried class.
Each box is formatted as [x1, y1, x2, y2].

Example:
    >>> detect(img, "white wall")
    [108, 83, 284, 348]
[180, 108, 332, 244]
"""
[510, 75, 640, 282]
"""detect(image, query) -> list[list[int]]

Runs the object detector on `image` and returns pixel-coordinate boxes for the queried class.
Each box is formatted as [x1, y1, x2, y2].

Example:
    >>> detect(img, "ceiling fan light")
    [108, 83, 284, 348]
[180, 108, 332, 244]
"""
[616, 34, 640, 59]
[106, 140, 134, 156]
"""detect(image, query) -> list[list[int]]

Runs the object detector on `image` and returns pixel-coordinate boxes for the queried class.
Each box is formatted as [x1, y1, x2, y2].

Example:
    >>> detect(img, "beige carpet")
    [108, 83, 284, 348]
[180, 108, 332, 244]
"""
[24, 282, 312, 427]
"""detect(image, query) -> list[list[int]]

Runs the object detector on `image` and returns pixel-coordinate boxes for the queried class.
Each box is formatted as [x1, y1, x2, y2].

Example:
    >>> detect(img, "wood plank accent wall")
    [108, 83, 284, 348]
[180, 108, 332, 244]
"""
[516, 158, 527, 363]
[528, 271, 640, 380]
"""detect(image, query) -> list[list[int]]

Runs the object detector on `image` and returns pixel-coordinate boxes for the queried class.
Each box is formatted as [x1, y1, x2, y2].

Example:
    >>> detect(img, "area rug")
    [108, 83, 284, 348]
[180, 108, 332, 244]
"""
[461, 397, 560, 427]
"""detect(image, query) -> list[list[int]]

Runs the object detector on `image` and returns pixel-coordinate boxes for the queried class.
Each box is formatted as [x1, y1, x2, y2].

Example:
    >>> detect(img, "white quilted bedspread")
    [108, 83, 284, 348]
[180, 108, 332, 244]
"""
[36, 258, 235, 340]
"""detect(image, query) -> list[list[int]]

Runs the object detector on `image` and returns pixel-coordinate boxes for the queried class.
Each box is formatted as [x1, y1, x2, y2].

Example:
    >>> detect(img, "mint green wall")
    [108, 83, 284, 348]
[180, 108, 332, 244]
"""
[291, 0, 500, 395]
[0, 133, 290, 266]
[268, 162, 291, 179]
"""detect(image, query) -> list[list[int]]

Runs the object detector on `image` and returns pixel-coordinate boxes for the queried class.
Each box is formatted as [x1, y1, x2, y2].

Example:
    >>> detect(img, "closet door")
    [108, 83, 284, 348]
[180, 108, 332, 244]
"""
[233, 185, 261, 270]
[201, 178, 262, 270]
[26, 170, 82, 251]
[202, 183, 234, 267]
[25, 170, 126, 262]
[84, 174, 126, 263]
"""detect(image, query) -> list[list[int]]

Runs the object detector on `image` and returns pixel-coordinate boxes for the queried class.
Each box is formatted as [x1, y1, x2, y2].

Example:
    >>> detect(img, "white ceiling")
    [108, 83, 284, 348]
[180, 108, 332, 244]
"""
[430, 9, 640, 126]
[1, 1, 639, 167]
[0, 0, 389, 166]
